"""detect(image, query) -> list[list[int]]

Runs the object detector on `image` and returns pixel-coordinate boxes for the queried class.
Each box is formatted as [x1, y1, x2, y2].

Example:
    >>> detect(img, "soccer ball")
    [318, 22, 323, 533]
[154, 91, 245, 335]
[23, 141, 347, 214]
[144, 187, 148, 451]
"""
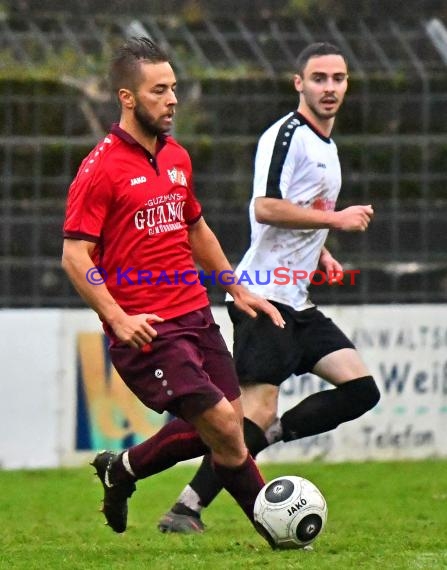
[253, 475, 327, 549]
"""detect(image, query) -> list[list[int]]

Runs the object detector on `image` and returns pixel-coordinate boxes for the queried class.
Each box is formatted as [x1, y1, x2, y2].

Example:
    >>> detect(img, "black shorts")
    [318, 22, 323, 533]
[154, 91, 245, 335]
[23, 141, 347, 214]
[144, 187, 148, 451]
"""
[227, 301, 355, 387]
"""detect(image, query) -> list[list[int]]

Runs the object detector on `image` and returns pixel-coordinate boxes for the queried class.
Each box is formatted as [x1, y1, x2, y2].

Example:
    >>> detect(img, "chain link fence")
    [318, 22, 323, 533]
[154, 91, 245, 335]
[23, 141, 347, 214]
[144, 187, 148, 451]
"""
[1, 8, 447, 306]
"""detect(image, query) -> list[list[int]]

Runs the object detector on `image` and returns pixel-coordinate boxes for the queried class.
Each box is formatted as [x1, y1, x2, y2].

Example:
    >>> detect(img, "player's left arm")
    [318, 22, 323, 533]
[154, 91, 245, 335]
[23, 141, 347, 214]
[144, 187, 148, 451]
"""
[318, 246, 344, 285]
[188, 217, 284, 327]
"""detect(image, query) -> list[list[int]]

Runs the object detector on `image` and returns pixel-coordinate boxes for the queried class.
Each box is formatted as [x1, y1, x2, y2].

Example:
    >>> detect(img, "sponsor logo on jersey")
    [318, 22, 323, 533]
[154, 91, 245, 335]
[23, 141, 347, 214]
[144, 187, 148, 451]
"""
[134, 195, 186, 236]
[167, 167, 187, 186]
[311, 196, 336, 210]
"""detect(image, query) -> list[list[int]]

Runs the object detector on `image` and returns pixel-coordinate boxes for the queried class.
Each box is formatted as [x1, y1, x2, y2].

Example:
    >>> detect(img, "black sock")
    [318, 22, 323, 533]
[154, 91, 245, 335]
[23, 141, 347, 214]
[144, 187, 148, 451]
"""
[281, 376, 380, 441]
[189, 454, 219, 508]
[244, 417, 269, 456]
[171, 503, 201, 518]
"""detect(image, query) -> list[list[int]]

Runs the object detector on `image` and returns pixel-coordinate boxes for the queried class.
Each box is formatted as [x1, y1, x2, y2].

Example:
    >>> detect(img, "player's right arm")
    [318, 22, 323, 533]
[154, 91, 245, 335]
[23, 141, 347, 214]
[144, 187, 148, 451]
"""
[254, 198, 373, 231]
[61, 239, 162, 349]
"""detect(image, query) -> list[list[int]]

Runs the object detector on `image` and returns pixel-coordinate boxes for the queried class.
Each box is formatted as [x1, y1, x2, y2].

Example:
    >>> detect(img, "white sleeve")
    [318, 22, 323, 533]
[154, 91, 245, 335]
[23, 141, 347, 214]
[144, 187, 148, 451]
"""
[279, 134, 305, 200]
[252, 132, 274, 199]
[252, 125, 305, 200]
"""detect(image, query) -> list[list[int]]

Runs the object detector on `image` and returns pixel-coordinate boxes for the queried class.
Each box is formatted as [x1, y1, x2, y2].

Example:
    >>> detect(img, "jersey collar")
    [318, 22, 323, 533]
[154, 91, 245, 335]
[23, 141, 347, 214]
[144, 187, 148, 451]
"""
[110, 123, 167, 153]
[295, 112, 331, 144]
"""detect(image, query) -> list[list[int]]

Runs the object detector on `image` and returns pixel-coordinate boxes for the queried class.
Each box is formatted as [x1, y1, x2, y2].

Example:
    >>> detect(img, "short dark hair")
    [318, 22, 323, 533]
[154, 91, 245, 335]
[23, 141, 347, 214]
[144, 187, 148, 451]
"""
[110, 37, 170, 93]
[296, 42, 347, 76]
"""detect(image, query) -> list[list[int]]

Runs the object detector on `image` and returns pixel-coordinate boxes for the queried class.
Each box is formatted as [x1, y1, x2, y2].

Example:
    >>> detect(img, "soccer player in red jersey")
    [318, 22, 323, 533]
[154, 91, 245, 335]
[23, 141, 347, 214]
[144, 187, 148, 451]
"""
[62, 37, 284, 541]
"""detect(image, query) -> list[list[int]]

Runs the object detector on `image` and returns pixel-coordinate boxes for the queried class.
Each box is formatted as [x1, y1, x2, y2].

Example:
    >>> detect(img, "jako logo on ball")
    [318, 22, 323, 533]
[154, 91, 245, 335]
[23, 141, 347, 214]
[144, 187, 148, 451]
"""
[253, 475, 328, 549]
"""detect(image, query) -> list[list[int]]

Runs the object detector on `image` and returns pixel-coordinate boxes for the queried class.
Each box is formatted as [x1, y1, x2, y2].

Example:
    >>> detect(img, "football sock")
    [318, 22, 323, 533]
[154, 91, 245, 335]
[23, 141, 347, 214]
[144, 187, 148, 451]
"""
[212, 453, 264, 523]
[244, 417, 270, 456]
[264, 417, 283, 444]
[126, 418, 208, 479]
[172, 485, 202, 514]
[121, 450, 136, 477]
[187, 454, 216, 509]
[171, 501, 202, 519]
[187, 417, 269, 510]
[281, 375, 380, 441]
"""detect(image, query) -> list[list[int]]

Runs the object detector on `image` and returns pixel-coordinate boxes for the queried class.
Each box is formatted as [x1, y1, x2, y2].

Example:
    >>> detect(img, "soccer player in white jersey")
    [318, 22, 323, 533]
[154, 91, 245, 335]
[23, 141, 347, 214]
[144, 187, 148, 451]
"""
[158, 42, 381, 533]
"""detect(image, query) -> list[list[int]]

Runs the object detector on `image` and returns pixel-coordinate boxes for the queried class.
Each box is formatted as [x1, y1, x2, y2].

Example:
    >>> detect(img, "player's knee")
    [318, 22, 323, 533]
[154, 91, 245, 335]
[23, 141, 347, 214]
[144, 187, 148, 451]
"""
[341, 375, 380, 413]
[210, 434, 247, 467]
[201, 404, 246, 460]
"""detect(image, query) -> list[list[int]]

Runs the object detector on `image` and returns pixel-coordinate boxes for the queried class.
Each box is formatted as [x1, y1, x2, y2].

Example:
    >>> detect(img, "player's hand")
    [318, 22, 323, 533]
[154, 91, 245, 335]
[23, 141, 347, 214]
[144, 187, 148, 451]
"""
[232, 288, 285, 328]
[110, 313, 164, 349]
[333, 205, 373, 231]
[319, 250, 344, 285]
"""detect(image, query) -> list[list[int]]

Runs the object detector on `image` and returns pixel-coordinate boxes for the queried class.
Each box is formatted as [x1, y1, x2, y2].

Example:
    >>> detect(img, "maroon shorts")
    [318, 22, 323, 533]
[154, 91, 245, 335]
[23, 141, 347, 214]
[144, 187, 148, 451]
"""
[109, 305, 241, 420]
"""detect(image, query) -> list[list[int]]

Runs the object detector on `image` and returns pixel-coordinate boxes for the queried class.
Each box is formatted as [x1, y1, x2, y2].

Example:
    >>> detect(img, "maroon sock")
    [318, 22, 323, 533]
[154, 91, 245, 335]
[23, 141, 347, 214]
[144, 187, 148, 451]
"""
[212, 454, 264, 523]
[127, 418, 208, 479]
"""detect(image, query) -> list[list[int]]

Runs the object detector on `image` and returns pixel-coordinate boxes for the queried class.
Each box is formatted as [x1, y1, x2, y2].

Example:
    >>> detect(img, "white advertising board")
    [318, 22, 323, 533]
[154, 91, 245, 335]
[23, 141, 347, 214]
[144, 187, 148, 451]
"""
[0, 310, 61, 469]
[0, 305, 446, 468]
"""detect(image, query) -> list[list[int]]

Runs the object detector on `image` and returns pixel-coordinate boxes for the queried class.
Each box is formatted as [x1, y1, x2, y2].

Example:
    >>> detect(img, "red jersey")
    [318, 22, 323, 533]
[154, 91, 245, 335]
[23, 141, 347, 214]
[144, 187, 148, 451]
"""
[64, 124, 209, 320]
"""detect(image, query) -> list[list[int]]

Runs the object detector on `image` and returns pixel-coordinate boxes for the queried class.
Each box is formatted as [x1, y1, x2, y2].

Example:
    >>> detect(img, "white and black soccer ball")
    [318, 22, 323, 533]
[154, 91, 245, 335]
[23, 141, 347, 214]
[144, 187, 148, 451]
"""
[253, 475, 327, 549]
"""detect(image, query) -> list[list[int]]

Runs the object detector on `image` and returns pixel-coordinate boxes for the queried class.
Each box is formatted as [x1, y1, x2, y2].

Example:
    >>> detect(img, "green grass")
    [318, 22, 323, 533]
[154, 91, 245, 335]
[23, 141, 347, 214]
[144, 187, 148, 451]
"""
[1, 461, 447, 569]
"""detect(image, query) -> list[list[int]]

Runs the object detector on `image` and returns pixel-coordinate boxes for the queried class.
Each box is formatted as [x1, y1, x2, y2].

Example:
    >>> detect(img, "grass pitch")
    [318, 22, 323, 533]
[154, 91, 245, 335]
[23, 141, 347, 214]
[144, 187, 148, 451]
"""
[1, 460, 447, 570]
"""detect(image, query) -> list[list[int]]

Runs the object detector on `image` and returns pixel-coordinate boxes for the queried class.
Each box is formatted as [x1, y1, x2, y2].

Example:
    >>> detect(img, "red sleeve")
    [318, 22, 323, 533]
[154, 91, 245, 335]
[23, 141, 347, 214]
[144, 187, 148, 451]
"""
[63, 152, 113, 241]
[182, 155, 202, 225]
[184, 183, 202, 225]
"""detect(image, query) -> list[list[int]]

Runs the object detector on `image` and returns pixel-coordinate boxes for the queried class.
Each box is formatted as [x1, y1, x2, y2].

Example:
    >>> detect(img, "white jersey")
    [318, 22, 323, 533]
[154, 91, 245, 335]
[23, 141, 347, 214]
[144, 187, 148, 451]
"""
[232, 111, 342, 311]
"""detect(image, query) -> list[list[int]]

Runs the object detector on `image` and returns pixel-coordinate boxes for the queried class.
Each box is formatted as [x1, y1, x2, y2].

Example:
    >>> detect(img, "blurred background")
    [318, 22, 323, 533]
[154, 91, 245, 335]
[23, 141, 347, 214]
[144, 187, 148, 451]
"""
[1, 0, 447, 308]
